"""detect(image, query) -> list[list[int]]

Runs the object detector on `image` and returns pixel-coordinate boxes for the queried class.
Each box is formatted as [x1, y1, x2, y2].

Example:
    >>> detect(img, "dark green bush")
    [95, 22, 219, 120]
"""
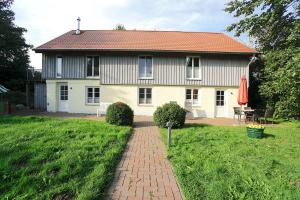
[106, 102, 134, 126]
[153, 102, 186, 128]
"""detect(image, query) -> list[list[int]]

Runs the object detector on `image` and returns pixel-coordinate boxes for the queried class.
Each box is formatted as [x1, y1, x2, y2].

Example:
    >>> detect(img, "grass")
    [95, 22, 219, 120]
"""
[161, 122, 300, 200]
[0, 116, 132, 199]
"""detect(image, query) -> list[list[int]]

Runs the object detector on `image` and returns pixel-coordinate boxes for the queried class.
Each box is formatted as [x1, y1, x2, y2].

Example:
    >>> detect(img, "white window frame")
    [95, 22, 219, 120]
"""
[56, 56, 63, 78]
[86, 87, 100, 105]
[185, 88, 200, 106]
[86, 56, 100, 78]
[186, 56, 201, 80]
[138, 56, 153, 79]
[138, 87, 152, 105]
[60, 85, 68, 101]
[216, 90, 225, 106]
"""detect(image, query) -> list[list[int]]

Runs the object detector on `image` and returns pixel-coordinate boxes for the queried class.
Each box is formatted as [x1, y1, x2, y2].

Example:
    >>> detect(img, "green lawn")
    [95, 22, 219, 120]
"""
[161, 122, 300, 200]
[0, 116, 132, 199]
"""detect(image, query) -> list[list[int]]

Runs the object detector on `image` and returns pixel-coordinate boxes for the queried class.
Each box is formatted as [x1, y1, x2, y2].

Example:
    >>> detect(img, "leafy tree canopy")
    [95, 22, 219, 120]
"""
[225, 0, 300, 119]
[225, 0, 299, 51]
[0, 0, 31, 90]
[114, 24, 126, 30]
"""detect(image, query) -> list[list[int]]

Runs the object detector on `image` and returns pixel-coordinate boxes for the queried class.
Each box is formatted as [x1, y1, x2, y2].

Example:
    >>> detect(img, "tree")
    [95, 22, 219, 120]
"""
[0, 0, 31, 91]
[114, 24, 126, 30]
[225, 0, 300, 119]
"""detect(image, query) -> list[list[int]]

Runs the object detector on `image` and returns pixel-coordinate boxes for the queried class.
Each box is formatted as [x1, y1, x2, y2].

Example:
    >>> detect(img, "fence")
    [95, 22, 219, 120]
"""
[34, 83, 47, 110]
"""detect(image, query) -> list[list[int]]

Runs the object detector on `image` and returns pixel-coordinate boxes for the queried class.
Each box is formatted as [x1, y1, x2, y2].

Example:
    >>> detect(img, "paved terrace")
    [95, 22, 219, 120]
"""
[11, 110, 239, 126]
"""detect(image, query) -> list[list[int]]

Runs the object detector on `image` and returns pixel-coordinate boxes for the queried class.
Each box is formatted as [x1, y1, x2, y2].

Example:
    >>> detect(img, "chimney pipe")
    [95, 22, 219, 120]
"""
[76, 17, 81, 35]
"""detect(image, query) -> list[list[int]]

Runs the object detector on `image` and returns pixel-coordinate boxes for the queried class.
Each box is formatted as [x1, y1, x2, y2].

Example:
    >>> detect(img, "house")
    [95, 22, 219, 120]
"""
[34, 29, 257, 118]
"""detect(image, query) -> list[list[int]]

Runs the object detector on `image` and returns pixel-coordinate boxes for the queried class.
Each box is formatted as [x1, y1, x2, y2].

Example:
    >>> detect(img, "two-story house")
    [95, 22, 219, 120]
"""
[34, 29, 257, 118]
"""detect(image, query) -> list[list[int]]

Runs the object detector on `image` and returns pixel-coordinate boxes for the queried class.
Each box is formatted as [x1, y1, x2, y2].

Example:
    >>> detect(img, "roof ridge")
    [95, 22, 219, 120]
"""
[71, 29, 224, 34]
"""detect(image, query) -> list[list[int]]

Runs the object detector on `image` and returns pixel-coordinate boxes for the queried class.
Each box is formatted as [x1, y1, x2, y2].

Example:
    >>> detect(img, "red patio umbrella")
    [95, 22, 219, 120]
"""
[237, 75, 248, 106]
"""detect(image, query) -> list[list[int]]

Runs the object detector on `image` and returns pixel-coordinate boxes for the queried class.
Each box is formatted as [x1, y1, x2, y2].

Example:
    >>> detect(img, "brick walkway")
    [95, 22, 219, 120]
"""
[108, 120, 183, 200]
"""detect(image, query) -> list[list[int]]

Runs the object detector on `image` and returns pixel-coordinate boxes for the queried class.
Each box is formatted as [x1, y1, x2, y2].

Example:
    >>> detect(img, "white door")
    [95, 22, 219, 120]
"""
[215, 90, 226, 117]
[58, 84, 68, 112]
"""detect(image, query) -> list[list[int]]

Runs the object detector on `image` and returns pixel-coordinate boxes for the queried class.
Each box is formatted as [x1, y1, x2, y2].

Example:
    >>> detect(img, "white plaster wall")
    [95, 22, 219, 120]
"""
[45, 80, 240, 118]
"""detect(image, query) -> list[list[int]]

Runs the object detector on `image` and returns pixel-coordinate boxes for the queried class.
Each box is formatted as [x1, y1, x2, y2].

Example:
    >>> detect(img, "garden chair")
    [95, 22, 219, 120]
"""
[245, 110, 254, 123]
[233, 107, 243, 121]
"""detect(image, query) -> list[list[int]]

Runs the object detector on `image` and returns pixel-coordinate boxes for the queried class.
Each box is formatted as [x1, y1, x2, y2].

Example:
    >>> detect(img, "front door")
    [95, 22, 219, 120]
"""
[215, 90, 226, 117]
[58, 84, 68, 112]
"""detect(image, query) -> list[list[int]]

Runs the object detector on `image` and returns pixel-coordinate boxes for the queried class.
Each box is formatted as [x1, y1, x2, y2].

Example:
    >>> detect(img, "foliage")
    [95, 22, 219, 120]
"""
[225, 0, 299, 51]
[3, 90, 27, 105]
[225, 0, 300, 119]
[260, 48, 300, 118]
[153, 102, 186, 128]
[0, 116, 131, 199]
[160, 122, 300, 199]
[248, 59, 265, 108]
[0, 0, 32, 91]
[114, 24, 126, 30]
[106, 102, 134, 126]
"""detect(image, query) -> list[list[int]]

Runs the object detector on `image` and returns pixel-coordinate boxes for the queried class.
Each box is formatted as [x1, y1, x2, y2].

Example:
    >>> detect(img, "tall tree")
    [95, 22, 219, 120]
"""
[114, 24, 126, 30]
[0, 0, 31, 91]
[225, 0, 300, 119]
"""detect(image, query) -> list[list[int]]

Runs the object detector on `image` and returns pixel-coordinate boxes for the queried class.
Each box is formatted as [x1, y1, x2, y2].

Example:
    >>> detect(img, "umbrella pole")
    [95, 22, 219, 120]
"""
[240, 105, 242, 124]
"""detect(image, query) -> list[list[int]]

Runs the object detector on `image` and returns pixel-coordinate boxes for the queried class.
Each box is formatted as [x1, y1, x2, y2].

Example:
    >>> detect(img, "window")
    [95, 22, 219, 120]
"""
[139, 88, 152, 104]
[186, 89, 199, 105]
[87, 56, 99, 77]
[60, 85, 68, 100]
[56, 57, 62, 78]
[186, 57, 201, 79]
[216, 90, 225, 106]
[139, 56, 153, 78]
[86, 87, 100, 104]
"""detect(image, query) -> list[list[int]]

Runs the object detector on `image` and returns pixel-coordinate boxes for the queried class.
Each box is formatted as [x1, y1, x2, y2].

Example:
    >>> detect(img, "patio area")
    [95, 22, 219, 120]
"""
[10, 110, 251, 126]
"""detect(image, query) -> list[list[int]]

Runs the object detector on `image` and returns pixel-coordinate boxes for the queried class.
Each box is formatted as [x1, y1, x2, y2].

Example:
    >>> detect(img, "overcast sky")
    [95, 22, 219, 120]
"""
[12, 0, 249, 69]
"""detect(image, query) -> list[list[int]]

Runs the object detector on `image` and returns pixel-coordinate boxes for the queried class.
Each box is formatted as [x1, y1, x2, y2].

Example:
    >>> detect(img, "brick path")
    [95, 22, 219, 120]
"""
[108, 120, 183, 200]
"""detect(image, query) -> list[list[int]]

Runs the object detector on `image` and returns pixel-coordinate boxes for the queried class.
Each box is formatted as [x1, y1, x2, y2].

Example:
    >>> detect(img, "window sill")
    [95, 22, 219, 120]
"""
[86, 76, 99, 79]
[186, 78, 202, 81]
[138, 77, 154, 80]
[85, 103, 100, 106]
[138, 104, 153, 107]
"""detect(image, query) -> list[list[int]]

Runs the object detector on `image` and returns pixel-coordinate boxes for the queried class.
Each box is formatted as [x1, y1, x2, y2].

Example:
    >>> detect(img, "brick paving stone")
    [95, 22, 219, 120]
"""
[108, 119, 183, 200]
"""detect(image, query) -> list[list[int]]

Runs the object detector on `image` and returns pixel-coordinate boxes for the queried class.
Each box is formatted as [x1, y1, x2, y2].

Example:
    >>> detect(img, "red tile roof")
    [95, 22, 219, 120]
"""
[34, 30, 257, 54]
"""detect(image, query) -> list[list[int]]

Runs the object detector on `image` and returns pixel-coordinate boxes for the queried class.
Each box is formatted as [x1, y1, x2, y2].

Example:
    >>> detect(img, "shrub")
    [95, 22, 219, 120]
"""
[106, 102, 134, 126]
[153, 102, 186, 128]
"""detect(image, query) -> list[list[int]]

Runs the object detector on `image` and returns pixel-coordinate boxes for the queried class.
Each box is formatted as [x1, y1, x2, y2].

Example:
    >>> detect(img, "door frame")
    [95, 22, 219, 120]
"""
[214, 89, 228, 118]
[57, 83, 69, 112]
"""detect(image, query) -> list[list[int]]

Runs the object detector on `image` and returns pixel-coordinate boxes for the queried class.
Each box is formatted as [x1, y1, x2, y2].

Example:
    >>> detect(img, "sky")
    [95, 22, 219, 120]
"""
[11, 0, 250, 69]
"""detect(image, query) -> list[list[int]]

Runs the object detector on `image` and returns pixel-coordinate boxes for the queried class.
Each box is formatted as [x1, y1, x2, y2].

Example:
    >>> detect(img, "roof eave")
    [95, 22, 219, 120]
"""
[33, 48, 258, 55]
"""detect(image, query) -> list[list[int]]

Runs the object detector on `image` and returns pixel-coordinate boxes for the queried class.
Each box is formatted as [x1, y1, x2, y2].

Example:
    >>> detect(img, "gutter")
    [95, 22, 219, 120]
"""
[33, 48, 258, 55]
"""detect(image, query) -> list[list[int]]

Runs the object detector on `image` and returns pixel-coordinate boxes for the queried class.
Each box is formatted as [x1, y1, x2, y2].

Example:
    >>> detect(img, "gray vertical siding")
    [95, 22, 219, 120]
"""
[42, 54, 56, 78]
[100, 55, 249, 86]
[42, 54, 85, 79]
[42, 53, 249, 86]
[34, 83, 47, 110]
[62, 56, 85, 78]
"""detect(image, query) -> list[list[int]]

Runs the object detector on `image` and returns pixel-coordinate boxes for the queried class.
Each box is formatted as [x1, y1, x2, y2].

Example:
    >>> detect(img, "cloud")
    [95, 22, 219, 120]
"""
[11, 0, 249, 69]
